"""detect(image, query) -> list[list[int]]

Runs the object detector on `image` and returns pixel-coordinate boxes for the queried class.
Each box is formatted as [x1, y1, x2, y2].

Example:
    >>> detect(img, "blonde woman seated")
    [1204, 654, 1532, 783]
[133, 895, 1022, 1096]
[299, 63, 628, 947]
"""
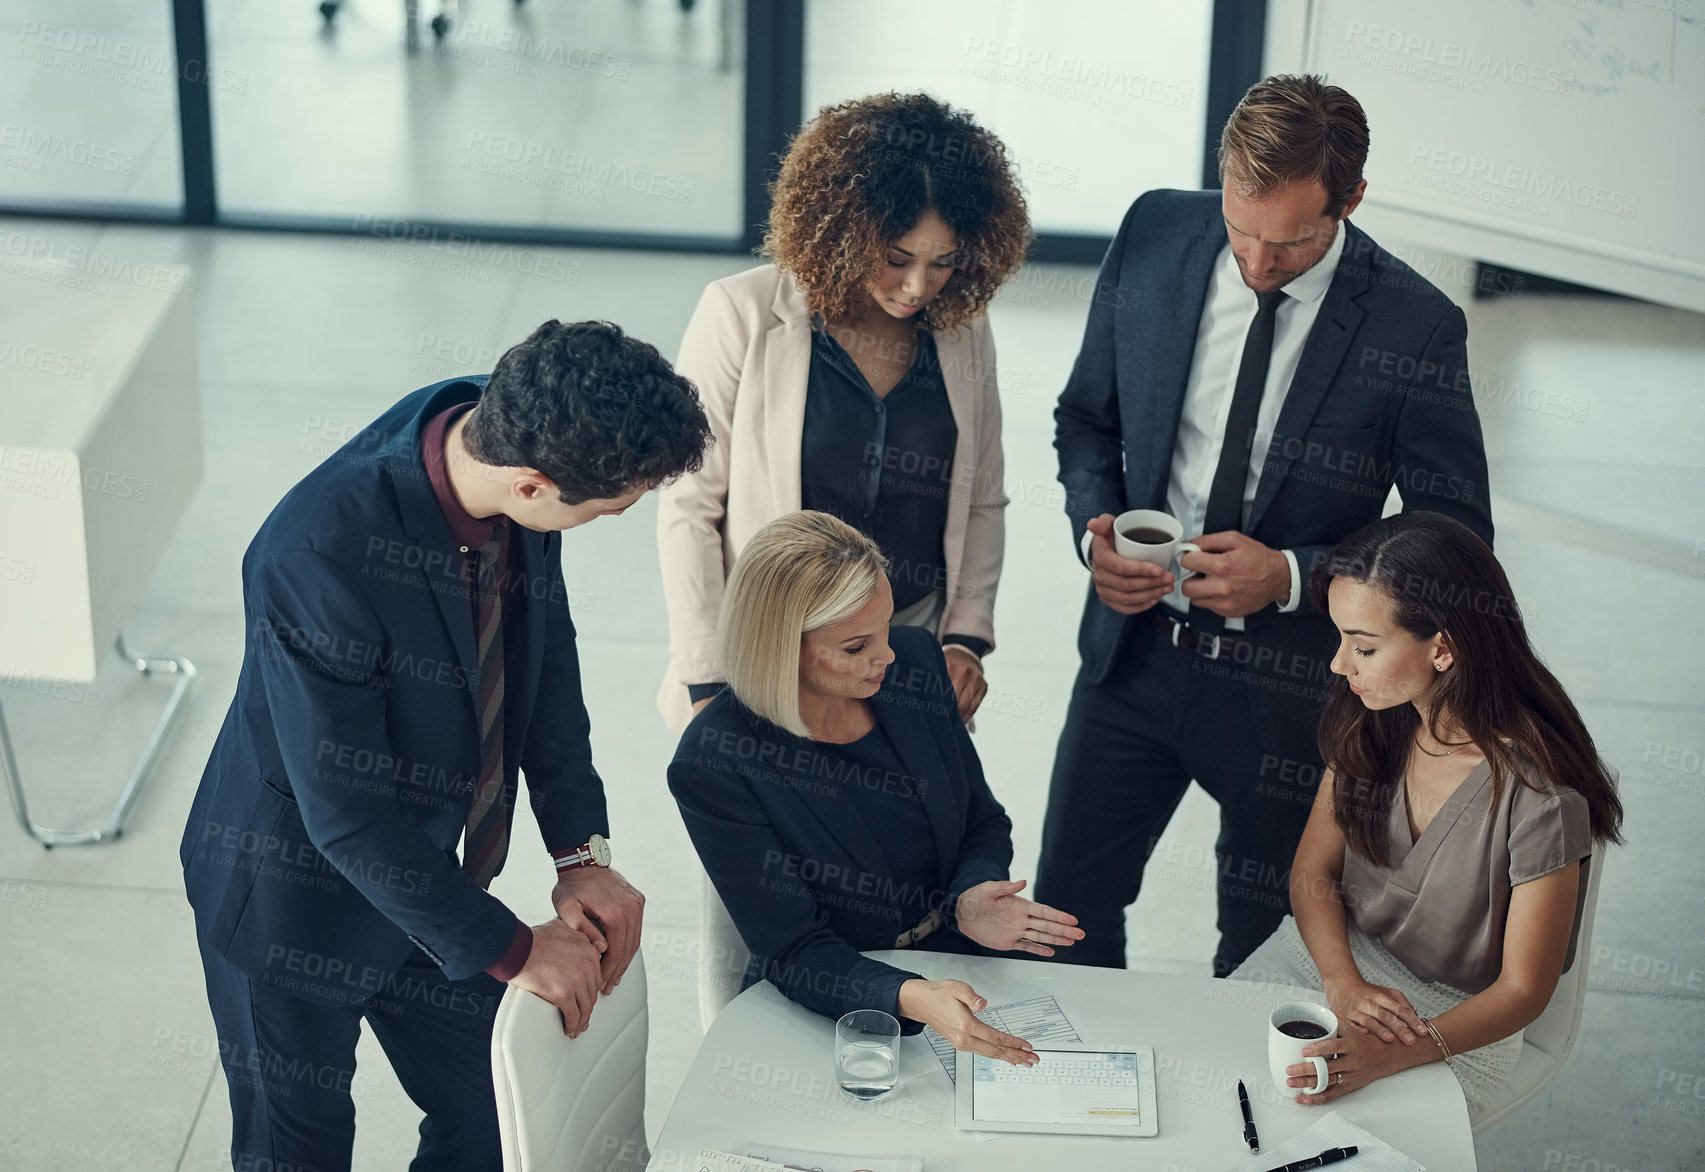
[668, 511, 1082, 1063]
[1233, 512, 1623, 1120]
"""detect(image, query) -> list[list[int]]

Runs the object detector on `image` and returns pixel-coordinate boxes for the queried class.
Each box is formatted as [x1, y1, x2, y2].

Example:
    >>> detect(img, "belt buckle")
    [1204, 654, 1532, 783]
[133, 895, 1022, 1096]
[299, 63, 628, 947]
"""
[1169, 616, 1222, 660]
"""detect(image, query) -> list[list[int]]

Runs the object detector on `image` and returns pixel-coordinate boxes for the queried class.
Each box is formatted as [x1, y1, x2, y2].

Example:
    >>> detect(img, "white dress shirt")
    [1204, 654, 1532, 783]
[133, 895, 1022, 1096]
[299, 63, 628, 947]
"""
[1079, 223, 1346, 632]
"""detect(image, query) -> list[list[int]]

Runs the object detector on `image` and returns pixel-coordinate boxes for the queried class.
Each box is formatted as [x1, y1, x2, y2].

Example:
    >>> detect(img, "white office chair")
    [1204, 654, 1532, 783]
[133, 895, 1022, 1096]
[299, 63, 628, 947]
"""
[1472, 837, 1607, 1132]
[699, 873, 754, 1032]
[490, 958, 650, 1172]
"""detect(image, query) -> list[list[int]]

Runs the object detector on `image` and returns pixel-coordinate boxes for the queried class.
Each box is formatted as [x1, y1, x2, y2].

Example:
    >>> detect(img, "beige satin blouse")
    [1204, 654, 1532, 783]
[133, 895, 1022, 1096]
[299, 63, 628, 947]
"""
[1340, 757, 1594, 994]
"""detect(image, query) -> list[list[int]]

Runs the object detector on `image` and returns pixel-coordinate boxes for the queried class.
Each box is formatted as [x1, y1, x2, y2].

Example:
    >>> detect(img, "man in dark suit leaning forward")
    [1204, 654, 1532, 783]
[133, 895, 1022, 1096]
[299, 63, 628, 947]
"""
[180, 320, 711, 1171]
[1036, 75, 1494, 976]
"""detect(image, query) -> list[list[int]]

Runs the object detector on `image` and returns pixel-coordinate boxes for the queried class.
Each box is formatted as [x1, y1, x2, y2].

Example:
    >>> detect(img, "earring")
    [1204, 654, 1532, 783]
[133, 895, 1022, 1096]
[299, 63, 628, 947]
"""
[1435, 662, 1447, 672]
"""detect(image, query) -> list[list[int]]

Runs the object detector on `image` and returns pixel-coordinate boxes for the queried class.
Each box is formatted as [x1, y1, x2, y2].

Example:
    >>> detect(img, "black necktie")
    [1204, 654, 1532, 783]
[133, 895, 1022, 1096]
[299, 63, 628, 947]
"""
[1189, 289, 1286, 637]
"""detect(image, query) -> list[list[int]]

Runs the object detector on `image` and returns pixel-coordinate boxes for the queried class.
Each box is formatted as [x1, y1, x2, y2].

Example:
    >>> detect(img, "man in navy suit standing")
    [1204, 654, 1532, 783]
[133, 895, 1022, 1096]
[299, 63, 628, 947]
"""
[181, 320, 711, 1171]
[1037, 76, 1494, 976]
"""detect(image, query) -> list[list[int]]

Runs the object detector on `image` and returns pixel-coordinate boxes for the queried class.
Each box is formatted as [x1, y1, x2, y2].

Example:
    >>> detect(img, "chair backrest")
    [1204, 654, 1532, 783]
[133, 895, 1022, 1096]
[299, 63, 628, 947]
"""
[699, 873, 754, 1032]
[1520, 838, 1605, 1059]
[491, 957, 650, 1172]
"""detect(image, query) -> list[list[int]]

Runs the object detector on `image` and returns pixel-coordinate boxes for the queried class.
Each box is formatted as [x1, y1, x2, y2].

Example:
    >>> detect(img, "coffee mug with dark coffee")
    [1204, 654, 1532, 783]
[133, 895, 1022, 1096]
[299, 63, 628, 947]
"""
[1267, 1000, 1338, 1100]
[1110, 509, 1200, 579]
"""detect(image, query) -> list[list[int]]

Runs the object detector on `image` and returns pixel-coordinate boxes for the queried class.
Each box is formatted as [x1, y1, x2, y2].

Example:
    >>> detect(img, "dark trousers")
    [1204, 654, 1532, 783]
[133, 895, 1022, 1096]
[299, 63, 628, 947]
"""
[198, 938, 506, 1172]
[1035, 621, 1321, 976]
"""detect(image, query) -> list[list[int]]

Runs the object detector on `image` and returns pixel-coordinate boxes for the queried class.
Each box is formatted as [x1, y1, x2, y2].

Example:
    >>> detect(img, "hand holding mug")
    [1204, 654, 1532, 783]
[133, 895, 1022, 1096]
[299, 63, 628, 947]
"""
[1291, 1026, 1408, 1106]
[1267, 1001, 1339, 1101]
[1178, 530, 1293, 618]
[1086, 514, 1174, 615]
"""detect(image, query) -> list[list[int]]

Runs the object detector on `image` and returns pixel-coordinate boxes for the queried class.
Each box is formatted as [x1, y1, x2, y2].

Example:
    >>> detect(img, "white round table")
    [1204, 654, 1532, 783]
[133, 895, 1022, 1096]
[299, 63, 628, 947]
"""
[650, 949, 1477, 1170]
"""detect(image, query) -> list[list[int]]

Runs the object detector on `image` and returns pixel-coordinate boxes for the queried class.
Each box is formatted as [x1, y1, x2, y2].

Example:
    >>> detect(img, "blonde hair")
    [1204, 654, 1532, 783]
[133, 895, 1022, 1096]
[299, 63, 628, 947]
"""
[718, 511, 888, 737]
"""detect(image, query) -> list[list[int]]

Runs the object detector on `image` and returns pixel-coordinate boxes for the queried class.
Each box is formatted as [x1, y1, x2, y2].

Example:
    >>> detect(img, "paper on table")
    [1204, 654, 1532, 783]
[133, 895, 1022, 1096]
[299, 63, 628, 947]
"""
[924, 993, 1081, 1084]
[739, 1143, 922, 1172]
[690, 1150, 792, 1172]
[1227, 1110, 1426, 1172]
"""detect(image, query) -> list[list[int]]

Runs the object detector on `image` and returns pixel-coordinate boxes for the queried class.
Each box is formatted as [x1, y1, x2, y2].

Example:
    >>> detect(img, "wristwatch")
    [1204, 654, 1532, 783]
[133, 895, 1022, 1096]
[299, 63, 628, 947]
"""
[554, 833, 611, 872]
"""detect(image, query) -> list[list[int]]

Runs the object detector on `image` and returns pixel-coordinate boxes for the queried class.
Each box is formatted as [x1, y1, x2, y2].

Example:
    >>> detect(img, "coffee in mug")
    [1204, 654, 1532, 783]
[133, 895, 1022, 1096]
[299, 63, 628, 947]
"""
[1111, 509, 1201, 580]
[1267, 1001, 1339, 1101]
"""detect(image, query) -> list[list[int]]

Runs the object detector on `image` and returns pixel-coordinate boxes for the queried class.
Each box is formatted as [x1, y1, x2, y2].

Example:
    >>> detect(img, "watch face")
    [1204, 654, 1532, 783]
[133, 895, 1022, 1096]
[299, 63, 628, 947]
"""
[589, 833, 611, 867]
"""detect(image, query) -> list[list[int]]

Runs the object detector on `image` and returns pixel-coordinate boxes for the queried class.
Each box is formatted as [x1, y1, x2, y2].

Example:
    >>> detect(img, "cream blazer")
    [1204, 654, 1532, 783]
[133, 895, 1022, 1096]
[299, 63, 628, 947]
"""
[655, 264, 1008, 730]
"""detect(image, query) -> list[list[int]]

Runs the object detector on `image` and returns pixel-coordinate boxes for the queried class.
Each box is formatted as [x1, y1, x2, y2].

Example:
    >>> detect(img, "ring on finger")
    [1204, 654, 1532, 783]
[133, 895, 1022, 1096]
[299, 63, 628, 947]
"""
[1334, 1071, 1343, 1086]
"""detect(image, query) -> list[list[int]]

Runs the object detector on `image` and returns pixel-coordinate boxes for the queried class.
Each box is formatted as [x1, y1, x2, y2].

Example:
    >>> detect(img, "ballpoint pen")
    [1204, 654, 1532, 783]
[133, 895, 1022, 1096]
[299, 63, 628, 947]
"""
[1236, 1078, 1260, 1153]
[1259, 1144, 1359, 1172]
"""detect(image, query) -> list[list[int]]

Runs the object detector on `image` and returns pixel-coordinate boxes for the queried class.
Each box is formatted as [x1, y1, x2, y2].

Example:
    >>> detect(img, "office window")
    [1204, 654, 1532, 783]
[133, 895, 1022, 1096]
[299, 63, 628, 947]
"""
[207, 0, 743, 237]
[805, 0, 1212, 236]
[0, 1, 184, 209]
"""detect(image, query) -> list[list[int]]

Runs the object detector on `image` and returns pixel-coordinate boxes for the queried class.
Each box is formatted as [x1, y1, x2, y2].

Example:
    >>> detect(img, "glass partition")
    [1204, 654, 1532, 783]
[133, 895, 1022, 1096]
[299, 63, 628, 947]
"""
[0, 0, 185, 209]
[207, 0, 743, 237]
[805, 0, 1212, 236]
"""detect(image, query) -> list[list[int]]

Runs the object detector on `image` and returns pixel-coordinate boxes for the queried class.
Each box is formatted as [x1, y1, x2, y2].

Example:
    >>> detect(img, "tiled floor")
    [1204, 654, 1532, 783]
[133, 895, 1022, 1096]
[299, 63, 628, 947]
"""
[1, 208, 1702, 1172]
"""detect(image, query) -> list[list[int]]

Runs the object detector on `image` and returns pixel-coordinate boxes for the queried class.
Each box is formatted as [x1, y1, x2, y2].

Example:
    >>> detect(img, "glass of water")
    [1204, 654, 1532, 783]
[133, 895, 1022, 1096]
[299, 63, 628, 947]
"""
[835, 1009, 901, 1101]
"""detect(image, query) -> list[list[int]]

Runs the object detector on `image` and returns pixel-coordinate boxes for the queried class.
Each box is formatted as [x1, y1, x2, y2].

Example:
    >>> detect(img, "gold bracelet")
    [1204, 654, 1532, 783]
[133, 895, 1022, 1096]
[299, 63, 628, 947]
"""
[1421, 1017, 1455, 1066]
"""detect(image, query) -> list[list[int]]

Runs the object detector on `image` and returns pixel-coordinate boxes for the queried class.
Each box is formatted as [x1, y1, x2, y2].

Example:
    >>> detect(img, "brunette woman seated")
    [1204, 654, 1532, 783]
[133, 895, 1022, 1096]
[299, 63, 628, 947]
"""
[1233, 511, 1623, 1119]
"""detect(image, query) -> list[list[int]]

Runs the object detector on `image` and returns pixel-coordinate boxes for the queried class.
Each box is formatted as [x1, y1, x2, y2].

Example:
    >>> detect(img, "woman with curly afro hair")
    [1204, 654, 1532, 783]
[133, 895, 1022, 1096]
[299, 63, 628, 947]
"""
[656, 92, 1032, 732]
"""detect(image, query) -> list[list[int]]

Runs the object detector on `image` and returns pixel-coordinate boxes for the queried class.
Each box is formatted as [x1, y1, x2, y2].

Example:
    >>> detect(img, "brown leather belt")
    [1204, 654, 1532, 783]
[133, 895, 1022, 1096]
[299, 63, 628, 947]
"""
[1148, 606, 1250, 662]
[894, 907, 943, 949]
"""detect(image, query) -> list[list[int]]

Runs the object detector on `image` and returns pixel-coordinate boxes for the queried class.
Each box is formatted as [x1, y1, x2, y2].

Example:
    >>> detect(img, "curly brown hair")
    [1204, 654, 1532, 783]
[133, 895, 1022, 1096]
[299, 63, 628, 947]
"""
[763, 92, 1031, 332]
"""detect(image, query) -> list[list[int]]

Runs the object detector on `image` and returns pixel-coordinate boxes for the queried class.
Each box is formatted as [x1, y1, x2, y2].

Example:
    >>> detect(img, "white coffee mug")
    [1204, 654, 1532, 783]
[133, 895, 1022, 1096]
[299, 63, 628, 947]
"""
[1267, 1001, 1339, 1101]
[1111, 509, 1200, 580]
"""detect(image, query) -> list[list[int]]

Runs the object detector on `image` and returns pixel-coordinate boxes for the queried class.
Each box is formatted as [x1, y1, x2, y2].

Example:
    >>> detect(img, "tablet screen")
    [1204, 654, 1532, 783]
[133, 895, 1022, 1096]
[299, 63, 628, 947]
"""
[970, 1049, 1145, 1127]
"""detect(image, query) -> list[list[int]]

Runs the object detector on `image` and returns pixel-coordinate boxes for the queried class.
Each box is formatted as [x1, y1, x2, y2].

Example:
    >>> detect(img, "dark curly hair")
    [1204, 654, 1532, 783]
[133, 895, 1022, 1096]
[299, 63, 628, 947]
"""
[763, 92, 1031, 331]
[464, 319, 711, 504]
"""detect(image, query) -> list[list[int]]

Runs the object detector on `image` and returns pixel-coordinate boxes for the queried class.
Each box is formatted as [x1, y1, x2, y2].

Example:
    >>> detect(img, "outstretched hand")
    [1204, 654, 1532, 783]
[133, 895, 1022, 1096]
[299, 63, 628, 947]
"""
[898, 978, 1038, 1066]
[954, 879, 1084, 957]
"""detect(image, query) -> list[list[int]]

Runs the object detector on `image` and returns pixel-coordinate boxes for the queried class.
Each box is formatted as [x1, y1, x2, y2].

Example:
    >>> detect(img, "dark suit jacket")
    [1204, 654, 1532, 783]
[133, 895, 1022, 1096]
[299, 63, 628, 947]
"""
[1056, 189, 1494, 729]
[668, 626, 1013, 1026]
[180, 378, 608, 1004]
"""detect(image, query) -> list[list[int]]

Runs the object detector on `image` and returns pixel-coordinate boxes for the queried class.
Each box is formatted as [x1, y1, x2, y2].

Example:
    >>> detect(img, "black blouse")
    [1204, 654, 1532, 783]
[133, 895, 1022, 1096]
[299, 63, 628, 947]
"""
[801, 325, 956, 612]
[685, 326, 985, 706]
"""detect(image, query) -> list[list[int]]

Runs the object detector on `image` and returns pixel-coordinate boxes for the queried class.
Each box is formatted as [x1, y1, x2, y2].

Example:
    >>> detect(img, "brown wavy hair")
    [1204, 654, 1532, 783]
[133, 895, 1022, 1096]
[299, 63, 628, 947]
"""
[1219, 74, 1369, 219]
[1310, 512, 1623, 868]
[763, 92, 1031, 331]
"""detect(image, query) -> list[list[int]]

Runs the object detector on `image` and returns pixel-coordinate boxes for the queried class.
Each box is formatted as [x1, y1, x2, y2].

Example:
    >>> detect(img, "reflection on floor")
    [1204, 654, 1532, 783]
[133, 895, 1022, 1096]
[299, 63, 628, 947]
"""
[0, 215, 1701, 1171]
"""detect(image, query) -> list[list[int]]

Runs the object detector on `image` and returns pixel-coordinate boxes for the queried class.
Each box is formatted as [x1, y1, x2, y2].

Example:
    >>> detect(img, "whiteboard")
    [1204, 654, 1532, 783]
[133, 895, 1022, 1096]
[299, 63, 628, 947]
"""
[1303, 0, 1705, 312]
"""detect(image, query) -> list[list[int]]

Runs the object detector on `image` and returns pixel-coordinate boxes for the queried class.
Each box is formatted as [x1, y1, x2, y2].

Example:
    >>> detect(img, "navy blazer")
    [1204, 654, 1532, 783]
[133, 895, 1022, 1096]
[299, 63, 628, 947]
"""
[180, 378, 608, 1004]
[668, 626, 1013, 1026]
[1057, 190, 1494, 697]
